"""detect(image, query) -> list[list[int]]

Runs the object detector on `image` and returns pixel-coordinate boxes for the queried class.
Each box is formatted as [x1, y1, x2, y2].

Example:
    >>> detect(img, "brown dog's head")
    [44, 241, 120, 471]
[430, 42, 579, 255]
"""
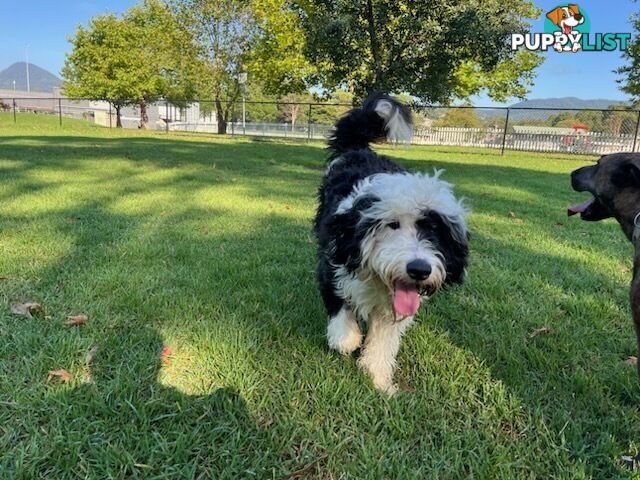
[569, 153, 640, 240]
[547, 5, 584, 34]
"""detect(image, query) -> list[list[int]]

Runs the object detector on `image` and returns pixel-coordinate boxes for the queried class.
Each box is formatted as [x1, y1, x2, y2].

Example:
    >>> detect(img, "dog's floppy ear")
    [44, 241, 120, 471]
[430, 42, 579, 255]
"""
[546, 7, 563, 26]
[612, 161, 640, 188]
[426, 211, 469, 285]
[568, 4, 580, 15]
[330, 195, 379, 272]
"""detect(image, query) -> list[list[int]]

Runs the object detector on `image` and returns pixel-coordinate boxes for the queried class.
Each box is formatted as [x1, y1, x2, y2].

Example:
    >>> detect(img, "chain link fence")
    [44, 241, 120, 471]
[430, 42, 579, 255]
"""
[2, 96, 638, 156]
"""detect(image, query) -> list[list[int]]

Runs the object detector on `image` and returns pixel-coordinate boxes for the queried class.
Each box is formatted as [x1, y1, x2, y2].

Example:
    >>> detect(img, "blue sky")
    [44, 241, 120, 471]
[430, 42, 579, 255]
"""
[0, 0, 636, 106]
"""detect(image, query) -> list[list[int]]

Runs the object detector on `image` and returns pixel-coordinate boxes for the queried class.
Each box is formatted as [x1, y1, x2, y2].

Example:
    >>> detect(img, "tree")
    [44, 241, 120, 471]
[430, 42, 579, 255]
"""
[63, 0, 201, 128]
[278, 92, 313, 129]
[433, 108, 484, 129]
[618, 9, 640, 101]
[296, 0, 542, 103]
[124, 0, 202, 128]
[172, 0, 312, 134]
[62, 14, 131, 127]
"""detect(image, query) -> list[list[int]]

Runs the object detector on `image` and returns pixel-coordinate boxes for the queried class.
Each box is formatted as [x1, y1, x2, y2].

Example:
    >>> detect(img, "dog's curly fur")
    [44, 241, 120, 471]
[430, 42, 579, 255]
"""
[314, 94, 469, 393]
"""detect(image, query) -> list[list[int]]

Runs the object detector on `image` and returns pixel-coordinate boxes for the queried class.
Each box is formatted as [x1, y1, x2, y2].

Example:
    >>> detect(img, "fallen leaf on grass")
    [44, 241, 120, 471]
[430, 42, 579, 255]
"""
[0, 276, 12, 281]
[161, 345, 172, 365]
[10, 302, 43, 318]
[508, 212, 524, 224]
[625, 356, 638, 366]
[47, 369, 72, 383]
[64, 314, 88, 326]
[285, 454, 328, 480]
[526, 326, 551, 340]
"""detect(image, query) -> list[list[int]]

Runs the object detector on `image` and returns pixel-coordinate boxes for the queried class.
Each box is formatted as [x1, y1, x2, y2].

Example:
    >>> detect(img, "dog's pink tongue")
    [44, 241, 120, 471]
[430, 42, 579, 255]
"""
[393, 281, 421, 317]
[567, 197, 594, 216]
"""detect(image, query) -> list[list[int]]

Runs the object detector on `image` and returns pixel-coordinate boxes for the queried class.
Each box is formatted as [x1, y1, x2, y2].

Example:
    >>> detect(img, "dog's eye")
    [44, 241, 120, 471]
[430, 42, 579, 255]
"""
[388, 221, 400, 230]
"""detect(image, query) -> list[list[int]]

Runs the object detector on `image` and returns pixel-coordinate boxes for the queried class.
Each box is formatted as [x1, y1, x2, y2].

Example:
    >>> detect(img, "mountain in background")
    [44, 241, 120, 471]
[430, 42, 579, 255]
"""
[0, 62, 61, 93]
[508, 97, 628, 110]
[475, 97, 630, 121]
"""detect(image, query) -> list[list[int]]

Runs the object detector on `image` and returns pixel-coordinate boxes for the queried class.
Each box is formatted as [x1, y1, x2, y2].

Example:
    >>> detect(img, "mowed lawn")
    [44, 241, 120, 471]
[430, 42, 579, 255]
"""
[1, 114, 639, 479]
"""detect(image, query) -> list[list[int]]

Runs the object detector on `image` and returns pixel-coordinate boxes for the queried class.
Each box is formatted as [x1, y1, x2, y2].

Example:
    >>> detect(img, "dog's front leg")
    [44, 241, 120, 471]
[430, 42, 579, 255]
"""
[358, 313, 414, 395]
[327, 307, 362, 355]
[631, 262, 640, 379]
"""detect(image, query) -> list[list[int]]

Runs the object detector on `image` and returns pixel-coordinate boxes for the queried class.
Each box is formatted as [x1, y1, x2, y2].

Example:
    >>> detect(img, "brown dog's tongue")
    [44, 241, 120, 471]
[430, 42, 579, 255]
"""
[568, 198, 594, 216]
[393, 281, 421, 317]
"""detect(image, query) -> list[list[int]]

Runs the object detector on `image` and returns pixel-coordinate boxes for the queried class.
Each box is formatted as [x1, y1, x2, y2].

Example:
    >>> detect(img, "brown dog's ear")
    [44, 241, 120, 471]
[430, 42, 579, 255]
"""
[613, 161, 640, 187]
[568, 4, 581, 15]
[546, 7, 563, 25]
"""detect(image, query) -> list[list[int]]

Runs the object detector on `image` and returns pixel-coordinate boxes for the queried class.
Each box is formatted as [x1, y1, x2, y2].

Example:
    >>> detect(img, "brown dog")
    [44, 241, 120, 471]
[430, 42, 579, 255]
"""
[569, 153, 640, 374]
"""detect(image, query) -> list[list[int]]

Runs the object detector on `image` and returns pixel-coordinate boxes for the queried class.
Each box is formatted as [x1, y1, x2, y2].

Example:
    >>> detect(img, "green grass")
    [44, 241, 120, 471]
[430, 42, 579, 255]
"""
[1, 113, 639, 479]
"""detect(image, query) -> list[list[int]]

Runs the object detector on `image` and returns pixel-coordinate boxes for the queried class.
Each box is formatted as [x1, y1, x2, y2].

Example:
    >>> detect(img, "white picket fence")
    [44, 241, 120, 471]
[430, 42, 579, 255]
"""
[414, 127, 636, 155]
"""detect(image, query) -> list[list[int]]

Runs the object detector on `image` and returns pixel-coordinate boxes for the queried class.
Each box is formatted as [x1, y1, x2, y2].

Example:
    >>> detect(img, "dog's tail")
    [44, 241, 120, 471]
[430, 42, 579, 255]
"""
[327, 94, 413, 157]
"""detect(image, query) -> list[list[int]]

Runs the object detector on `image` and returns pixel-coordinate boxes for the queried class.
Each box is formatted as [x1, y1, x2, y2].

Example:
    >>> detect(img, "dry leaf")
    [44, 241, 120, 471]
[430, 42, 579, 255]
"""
[47, 369, 72, 383]
[625, 356, 637, 366]
[65, 314, 88, 326]
[10, 302, 43, 318]
[44, 315, 52, 321]
[526, 326, 551, 340]
[161, 345, 172, 365]
[0, 276, 12, 281]
[509, 212, 524, 224]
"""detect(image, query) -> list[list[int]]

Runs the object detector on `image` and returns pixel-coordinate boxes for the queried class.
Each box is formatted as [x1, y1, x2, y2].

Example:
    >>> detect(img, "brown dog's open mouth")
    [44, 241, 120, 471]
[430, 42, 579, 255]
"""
[567, 197, 594, 216]
[568, 196, 612, 221]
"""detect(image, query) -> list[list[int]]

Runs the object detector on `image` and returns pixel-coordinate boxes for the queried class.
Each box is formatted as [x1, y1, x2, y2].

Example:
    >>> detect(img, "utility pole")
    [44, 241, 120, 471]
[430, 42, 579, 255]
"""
[25, 44, 31, 92]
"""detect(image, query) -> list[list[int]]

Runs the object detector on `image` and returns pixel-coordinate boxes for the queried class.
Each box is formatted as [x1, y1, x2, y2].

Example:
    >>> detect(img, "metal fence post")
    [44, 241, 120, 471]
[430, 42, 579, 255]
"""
[633, 110, 640, 153]
[501, 108, 511, 156]
[58, 98, 62, 126]
[165, 101, 169, 133]
[231, 103, 235, 136]
[307, 103, 312, 142]
[12, 99, 16, 123]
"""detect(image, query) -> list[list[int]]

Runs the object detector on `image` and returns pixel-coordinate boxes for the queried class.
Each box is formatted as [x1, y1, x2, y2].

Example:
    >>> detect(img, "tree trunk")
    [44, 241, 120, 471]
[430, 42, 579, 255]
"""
[115, 105, 122, 128]
[139, 101, 149, 129]
[365, 0, 383, 93]
[216, 98, 227, 134]
[290, 104, 299, 130]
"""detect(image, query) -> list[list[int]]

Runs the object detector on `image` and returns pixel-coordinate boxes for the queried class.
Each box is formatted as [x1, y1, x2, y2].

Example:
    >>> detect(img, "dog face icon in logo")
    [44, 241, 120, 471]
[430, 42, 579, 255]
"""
[546, 4, 585, 52]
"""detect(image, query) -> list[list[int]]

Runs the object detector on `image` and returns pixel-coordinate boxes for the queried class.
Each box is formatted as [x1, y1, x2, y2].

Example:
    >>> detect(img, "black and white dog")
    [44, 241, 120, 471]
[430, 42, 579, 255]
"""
[314, 94, 469, 394]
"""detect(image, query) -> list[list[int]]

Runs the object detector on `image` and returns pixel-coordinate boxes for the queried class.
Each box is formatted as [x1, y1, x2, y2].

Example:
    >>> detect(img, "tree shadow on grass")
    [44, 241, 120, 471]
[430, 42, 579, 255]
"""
[7, 326, 283, 478]
[0, 201, 330, 478]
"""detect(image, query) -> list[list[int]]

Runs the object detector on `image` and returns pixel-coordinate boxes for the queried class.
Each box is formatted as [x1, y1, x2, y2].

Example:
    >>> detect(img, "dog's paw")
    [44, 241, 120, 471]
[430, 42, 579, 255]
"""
[328, 330, 362, 355]
[572, 43, 582, 52]
[327, 310, 362, 355]
[379, 382, 398, 396]
[554, 43, 563, 52]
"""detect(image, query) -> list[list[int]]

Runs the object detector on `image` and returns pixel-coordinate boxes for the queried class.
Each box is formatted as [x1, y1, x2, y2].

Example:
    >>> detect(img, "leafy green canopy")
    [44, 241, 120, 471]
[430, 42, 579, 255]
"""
[62, 0, 201, 106]
[296, 0, 542, 103]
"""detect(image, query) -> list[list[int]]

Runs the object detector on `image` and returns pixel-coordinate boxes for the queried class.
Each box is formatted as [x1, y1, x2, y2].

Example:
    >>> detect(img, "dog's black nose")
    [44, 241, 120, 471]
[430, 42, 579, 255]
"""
[574, 13, 583, 21]
[406, 259, 431, 281]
